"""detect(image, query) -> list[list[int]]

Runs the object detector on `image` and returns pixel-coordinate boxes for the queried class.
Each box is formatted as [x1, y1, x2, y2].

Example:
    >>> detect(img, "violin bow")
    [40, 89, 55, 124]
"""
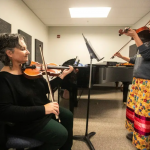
[39, 45, 61, 122]
[111, 39, 132, 59]
[145, 20, 150, 27]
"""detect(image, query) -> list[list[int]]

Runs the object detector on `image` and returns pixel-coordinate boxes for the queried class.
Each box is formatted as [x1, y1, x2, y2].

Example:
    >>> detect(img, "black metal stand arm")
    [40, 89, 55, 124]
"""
[73, 56, 96, 150]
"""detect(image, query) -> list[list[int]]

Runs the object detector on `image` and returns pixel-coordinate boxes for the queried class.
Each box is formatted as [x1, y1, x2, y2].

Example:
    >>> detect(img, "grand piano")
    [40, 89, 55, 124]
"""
[60, 61, 134, 113]
[60, 37, 136, 113]
[75, 34, 134, 106]
[76, 63, 133, 103]
[76, 43, 137, 106]
[60, 44, 136, 113]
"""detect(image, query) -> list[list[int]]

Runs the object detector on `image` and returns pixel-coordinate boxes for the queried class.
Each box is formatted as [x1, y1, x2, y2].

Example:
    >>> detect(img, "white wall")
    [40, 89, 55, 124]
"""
[48, 12, 150, 65]
[132, 12, 150, 29]
[130, 12, 150, 46]
[48, 26, 130, 65]
[0, 0, 49, 61]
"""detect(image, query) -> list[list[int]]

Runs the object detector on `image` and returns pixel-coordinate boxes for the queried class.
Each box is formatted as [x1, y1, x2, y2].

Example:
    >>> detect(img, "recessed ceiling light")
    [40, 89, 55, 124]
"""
[69, 7, 111, 18]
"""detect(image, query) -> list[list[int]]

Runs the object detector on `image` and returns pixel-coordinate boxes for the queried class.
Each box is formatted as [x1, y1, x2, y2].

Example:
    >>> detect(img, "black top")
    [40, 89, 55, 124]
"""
[0, 72, 62, 136]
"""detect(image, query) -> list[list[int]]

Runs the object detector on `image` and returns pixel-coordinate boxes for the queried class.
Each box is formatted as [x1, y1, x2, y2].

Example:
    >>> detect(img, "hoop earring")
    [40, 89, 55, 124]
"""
[9, 60, 13, 70]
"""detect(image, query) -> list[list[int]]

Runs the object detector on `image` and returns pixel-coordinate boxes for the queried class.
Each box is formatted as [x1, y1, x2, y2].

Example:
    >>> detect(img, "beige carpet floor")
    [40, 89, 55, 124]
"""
[58, 87, 137, 150]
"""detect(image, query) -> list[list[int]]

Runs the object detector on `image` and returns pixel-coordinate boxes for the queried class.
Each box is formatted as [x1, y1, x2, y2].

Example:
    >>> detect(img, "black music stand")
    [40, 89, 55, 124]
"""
[73, 34, 104, 150]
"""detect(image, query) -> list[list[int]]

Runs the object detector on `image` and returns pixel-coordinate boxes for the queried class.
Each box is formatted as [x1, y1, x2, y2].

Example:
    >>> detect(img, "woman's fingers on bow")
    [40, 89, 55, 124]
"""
[52, 102, 59, 106]
[44, 102, 59, 115]
[52, 102, 59, 108]
[53, 109, 59, 116]
[114, 52, 118, 56]
[114, 52, 122, 58]
[52, 102, 59, 115]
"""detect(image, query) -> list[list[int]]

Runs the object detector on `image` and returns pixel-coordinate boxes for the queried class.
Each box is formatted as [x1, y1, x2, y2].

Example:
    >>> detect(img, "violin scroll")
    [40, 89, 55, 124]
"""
[119, 27, 130, 36]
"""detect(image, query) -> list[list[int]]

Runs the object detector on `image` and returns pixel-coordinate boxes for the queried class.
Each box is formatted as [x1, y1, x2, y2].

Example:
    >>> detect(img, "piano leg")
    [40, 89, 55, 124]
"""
[59, 81, 78, 114]
[122, 82, 130, 103]
[69, 84, 78, 114]
[69, 88, 74, 114]
[115, 82, 119, 89]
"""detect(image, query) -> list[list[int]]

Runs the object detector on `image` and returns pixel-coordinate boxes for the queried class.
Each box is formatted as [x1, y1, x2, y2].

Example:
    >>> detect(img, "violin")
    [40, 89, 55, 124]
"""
[111, 20, 150, 59]
[119, 26, 150, 36]
[116, 62, 134, 67]
[22, 61, 71, 79]
[118, 21, 150, 43]
[22, 61, 80, 79]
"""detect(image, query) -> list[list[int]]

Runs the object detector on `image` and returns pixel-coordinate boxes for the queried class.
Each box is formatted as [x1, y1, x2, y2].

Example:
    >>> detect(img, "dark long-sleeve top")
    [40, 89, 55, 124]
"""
[0, 71, 62, 136]
[129, 41, 150, 80]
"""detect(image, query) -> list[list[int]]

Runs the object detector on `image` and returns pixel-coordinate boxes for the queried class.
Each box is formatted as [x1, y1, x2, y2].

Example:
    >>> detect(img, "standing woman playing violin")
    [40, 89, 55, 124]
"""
[114, 27, 150, 150]
[0, 33, 74, 150]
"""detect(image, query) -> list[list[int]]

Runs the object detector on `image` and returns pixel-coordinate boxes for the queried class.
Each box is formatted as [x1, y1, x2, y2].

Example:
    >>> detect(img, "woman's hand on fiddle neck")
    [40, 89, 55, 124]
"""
[124, 28, 137, 37]
[124, 28, 143, 47]
[59, 65, 74, 79]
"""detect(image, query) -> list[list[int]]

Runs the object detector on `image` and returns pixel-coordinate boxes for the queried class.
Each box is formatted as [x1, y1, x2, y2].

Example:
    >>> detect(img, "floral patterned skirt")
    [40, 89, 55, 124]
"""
[126, 77, 150, 150]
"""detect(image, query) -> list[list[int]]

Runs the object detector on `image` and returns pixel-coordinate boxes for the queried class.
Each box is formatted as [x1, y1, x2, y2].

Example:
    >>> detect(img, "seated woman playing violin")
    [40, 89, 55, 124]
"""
[114, 26, 150, 150]
[0, 33, 74, 150]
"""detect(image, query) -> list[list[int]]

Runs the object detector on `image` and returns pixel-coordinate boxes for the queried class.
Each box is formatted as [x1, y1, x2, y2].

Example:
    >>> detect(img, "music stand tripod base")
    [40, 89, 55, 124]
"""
[73, 132, 96, 150]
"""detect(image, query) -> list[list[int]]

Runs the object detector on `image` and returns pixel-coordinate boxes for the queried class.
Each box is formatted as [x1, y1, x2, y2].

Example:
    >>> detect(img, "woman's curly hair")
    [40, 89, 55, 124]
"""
[0, 33, 26, 66]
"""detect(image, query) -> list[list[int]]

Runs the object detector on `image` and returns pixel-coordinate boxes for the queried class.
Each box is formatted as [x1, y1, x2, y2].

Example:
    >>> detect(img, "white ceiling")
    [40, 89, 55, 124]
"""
[22, 0, 150, 26]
